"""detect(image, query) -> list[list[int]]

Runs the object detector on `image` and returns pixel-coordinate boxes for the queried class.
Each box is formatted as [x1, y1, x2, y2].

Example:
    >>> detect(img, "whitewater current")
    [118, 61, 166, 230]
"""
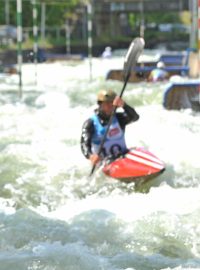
[0, 55, 200, 270]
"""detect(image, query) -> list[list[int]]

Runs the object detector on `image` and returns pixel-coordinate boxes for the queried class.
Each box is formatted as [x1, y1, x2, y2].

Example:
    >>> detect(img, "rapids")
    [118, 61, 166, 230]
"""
[0, 55, 200, 270]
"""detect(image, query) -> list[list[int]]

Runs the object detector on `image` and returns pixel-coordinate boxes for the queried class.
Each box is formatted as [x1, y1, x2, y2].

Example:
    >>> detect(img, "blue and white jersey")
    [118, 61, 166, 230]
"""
[91, 114, 127, 157]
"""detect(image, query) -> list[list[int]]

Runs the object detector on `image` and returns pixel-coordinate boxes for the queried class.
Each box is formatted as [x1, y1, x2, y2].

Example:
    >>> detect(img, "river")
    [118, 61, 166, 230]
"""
[0, 55, 200, 270]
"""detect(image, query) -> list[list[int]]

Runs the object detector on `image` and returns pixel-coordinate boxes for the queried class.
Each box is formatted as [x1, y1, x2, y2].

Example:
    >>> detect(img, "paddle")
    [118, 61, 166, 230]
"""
[89, 37, 145, 176]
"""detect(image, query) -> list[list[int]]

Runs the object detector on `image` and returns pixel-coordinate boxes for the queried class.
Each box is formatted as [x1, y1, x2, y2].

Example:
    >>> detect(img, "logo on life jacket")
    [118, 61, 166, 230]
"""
[108, 127, 120, 137]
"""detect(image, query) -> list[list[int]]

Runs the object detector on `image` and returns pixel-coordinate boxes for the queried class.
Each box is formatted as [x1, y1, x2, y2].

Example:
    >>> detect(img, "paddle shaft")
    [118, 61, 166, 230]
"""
[89, 76, 129, 176]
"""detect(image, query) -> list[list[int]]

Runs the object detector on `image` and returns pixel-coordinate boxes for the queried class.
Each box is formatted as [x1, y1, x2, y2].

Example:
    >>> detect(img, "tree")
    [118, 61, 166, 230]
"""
[0, 0, 82, 27]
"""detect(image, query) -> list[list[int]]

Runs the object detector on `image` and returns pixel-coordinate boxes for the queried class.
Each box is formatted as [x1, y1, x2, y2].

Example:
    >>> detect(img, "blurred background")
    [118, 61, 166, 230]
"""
[0, 0, 198, 64]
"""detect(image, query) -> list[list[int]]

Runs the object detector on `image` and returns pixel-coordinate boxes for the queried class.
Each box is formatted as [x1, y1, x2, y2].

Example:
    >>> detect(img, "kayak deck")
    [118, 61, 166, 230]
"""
[102, 147, 165, 182]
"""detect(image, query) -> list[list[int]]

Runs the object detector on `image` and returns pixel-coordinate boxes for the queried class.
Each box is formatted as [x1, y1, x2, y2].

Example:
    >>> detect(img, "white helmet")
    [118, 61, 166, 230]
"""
[105, 46, 111, 52]
[157, 61, 165, 69]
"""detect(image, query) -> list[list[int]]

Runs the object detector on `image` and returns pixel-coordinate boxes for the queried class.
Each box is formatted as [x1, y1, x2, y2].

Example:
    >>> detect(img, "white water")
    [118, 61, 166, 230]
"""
[0, 56, 200, 270]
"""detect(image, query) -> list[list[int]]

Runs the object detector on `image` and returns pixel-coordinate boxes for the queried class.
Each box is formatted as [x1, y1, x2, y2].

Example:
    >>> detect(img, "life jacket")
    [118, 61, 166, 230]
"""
[91, 114, 127, 157]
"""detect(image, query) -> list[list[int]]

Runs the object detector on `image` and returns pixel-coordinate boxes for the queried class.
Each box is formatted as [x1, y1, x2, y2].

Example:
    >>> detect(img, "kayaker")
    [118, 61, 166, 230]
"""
[148, 61, 169, 82]
[80, 89, 139, 166]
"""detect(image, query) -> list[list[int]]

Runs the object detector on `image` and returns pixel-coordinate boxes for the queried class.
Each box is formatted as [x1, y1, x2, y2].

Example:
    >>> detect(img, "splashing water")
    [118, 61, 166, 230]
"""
[0, 56, 200, 270]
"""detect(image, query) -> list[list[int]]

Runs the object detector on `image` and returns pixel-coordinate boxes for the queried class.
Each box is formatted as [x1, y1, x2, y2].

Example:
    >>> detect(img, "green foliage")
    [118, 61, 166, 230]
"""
[0, 0, 81, 27]
[0, 1, 17, 25]
[147, 12, 181, 24]
[0, 1, 189, 51]
[128, 13, 137, 30]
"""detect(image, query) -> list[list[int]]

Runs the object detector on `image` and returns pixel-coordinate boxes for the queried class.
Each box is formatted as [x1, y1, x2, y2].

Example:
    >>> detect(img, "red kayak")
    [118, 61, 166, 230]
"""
[102, 147, 165, 182]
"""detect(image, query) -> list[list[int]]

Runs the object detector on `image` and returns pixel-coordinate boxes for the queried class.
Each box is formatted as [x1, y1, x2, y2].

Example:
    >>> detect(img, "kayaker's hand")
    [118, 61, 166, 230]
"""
[113, 96, 125, 108]
[89, 154, 101, 165]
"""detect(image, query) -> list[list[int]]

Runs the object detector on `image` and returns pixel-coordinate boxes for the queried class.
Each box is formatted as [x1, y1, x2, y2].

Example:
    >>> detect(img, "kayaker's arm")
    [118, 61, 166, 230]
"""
[80, 118, 94, 159]
[116, 103, 139, 129]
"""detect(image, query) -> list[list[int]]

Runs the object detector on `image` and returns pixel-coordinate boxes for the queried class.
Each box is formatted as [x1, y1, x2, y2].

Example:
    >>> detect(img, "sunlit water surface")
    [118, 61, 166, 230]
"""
[0, 56, 200, 270]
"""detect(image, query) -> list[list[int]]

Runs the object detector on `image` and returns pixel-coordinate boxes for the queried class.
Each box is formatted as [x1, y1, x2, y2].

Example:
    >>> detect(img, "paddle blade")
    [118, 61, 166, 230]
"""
[123, 37, 145, 81]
